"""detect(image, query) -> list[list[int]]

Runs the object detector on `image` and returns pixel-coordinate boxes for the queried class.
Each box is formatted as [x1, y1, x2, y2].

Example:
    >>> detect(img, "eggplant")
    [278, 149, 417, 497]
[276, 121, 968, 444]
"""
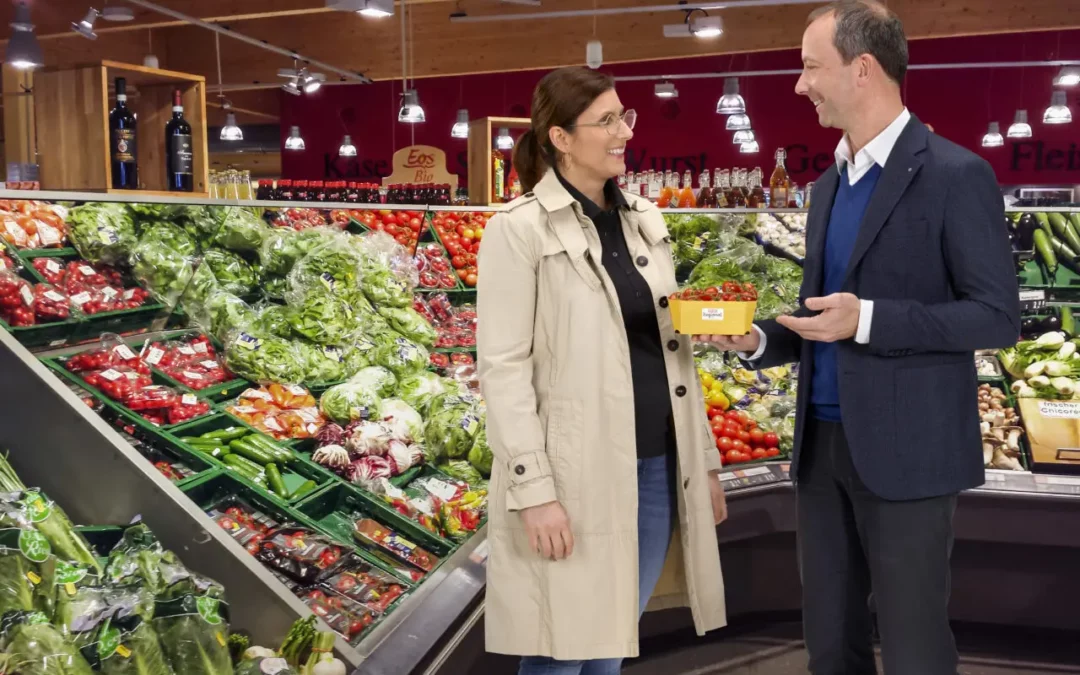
[1016, 213, 1038, 251]
[1042, 314, 1063, 332]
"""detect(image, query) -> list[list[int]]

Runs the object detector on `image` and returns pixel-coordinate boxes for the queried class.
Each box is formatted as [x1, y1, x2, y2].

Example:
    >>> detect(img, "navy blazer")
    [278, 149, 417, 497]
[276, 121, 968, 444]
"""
[756, 116, 1020, 501]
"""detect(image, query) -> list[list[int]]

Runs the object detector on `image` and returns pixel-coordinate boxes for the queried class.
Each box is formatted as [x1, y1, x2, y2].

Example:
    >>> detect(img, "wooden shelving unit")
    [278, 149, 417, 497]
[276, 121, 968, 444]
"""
[466, 116, 530, 206]
[34, 60, 210, 198]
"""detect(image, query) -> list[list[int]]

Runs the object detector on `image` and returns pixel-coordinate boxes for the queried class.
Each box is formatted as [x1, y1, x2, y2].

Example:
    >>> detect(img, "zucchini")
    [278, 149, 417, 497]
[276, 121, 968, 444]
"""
[188, 444, 229, 459]
[1049, 213, 1080, 254]
[1036, 212, 1052, 237]
[1034, 229, 1058, 275]
[1070, 212, 1080, 234]
[228, 438, 276, 465]
[289, 480, 319, 501]
[201, 426, 250, 442]
[223, 453, 267, 477]
[1062, 307, 1076, 338]
[245, 434, 293, 463]
[265, 463, 289, 498]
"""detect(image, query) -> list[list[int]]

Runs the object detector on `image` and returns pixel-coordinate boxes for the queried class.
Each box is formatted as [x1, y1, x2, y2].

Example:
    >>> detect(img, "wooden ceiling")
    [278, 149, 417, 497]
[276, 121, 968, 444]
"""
[4, 0, 1080, 124]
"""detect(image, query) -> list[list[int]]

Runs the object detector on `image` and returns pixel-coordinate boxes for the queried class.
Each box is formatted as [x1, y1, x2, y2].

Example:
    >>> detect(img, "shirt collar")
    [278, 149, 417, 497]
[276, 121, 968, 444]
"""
[554, 168, 627, 220]
[834, 107, 911, 176]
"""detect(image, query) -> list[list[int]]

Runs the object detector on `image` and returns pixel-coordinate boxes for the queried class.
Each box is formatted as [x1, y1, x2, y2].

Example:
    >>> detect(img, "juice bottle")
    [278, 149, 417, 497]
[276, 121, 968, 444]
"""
[658, 171, 675, 207]
[770, 148, 790, 208]
[697, 171, 715, 208]
[492, 150, 505, 204]
[730, 170, 747, 207]
[714, 169, 729, 207]
[749, 168, 766, 207]
[789, 182, 800, 208]
[678, 170, 697, 207]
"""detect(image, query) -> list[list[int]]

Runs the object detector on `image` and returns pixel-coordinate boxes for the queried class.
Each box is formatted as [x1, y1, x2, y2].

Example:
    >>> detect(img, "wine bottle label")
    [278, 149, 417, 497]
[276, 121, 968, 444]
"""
[113, 129, 136, 162]
[170, 134, 194, 175]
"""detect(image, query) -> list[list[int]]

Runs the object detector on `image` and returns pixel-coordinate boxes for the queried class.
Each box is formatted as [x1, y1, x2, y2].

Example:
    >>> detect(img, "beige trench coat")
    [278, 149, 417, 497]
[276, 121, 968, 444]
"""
[476, 169, 727, 661]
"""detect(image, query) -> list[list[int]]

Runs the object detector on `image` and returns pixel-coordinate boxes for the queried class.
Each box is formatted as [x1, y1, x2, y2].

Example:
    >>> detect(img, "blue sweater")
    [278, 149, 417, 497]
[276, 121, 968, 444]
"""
[810, 164, 883, 422]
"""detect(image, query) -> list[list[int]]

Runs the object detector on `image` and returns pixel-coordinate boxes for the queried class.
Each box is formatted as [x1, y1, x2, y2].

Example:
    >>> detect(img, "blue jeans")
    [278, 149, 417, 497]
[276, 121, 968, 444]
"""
[518, 454, 677, 675]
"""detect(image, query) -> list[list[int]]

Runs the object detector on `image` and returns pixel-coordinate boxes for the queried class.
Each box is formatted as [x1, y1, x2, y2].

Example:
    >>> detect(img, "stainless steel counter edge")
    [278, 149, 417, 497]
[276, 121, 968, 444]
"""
[0, 329, 364, 663]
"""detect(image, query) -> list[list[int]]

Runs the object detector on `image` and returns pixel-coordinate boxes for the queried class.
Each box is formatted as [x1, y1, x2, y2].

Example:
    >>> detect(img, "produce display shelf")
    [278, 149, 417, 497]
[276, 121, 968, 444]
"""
[72, 302, 168, 341]
[108, 412, 223, 487]
[17, 246, 78, 259]
[0, 315, 78, 348]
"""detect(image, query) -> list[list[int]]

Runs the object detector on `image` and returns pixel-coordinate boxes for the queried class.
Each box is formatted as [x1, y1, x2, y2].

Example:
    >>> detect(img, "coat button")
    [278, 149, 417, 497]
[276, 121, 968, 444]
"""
[675, 385, 687, 397]
[667, 339, 679, 352]
[658, 296, 669, 308]
[636, 256, 649, 267]
[515, 465, 525, 475]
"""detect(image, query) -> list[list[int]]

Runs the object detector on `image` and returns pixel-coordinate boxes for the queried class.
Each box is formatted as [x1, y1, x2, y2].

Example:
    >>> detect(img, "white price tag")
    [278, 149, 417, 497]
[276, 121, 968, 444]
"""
[264, 417, 284, 432]
[232, 406, 259, 414]
[181, 393, 198, 406]
[182, 371, 204, 380]
[1018, 290, 1046, 302]
[424, 478, 460, 502]
[199, 360, 220, 370]
[113, 344, 136, 360]
[241, 389, 273, 401]
[123, 288, 137, 300]
[45, 259, 61, 274]
[18, 285, 33, 306]
[70, 292, 91, 306]
[101, 286, 119, 300]
[1037, 400, 1080, 419]
[178, 346, 196, 356]
[78, 264, 96, 277]
[286, 384, 308, 396]
[37, 225, 61, 247]
[145, 347, 164, 366]
[193, 342, 209, 354]
[100, 369, 122, 381]
[43, 290, 65, 303]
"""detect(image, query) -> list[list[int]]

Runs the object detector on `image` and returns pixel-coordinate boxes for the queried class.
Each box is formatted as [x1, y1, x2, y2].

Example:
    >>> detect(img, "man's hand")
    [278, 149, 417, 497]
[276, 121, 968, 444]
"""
[776, 293, 861, 342]
[709, 472, 728, 525]
[519, 501, 574, 560]
[695, 330, 761, 354]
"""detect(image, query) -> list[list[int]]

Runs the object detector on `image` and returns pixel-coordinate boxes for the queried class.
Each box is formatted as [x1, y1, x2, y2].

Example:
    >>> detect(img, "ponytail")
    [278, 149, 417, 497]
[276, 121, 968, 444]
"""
[513, 128, 549, 194]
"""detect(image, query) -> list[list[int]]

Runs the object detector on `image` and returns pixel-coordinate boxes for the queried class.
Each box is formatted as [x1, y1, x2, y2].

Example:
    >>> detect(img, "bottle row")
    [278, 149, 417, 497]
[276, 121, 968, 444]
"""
[252, 180, 472, 206]
[109, 77, 194, 192]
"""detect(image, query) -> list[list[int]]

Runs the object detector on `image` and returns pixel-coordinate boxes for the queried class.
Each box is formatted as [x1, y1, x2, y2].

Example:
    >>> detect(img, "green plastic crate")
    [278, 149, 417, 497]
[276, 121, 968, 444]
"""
[72, 303, 168, 342]
[108, 413, 220, 485]
[17, 247, 78, 260]
[295, 481, 454, 559]
[1, 315, 77, 348]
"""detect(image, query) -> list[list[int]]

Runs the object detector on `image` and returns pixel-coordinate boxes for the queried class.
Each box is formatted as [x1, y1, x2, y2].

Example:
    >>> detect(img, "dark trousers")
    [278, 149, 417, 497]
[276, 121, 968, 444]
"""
[797, 420, 959, 675]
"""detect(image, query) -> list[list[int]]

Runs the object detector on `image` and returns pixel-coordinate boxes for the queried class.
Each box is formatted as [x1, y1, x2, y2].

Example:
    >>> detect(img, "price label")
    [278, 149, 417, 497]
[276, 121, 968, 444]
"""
[19, 285, 33, 306]
[43, 291, 65, 302]
[701, 308, 725, 321]
[100, 369, 122, 382]
[264, 417, 284, 432]
[113, 344, 136, 360]
[45, 259, 61, 274]
[182, 371, 204, 380]
[181, 394, 198, 406]
[241, 389, 273, 401]
[145, 347, 164, 365]
[70, 292, 91, 306]
[78, 264, 96, 277]
[424, 478, 460, 502]
[200, 360, 220, 370]
[193, 342, 209, 354]
[286, 384, 308, 396]
[1037, 400, 1080, 419]
[232, 406, 259, 414]
[101, 286, 119, 300]
[178, 346, 196, 356]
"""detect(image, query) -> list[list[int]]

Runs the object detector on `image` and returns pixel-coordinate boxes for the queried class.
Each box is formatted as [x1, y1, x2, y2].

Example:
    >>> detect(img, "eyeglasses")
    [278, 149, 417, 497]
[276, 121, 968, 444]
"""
[575, 109, 637, 135]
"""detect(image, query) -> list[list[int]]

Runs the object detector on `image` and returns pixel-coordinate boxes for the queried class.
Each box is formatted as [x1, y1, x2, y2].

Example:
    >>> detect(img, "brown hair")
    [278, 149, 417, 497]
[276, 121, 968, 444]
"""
[513, 67, 615, 193]
[806, 0, 908, 85]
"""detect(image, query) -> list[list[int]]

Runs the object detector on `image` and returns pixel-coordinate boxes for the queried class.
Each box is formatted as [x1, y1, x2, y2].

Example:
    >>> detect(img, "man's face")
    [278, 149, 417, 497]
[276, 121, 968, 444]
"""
[795, 13, 859, 130]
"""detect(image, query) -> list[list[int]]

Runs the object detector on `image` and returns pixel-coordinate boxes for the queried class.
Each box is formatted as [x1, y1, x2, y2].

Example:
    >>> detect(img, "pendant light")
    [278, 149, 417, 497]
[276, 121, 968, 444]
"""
[732, 129, 755, 145]
[214, 33, 242, 141]
[5, 2, 44, 70]
[1007, 110, 1032, 138]
[726, 112, 751, 131]
[451, 109, 469, 139]
[338, 135, 357, 157]
[1055, 67, 1080, 87]
[716, 78, 746, 115]
[1043, 90, 1072, 124]
[981, 122, 1004, 148]
[71, 8, 99, 40]
[284, 126, 305, 151]
[398, 89, 426, 123]
[739, 140, 760, 154]
[496, 127, 515, 150]
[654, 81, 678, 99]
[300, 68, 324, 94]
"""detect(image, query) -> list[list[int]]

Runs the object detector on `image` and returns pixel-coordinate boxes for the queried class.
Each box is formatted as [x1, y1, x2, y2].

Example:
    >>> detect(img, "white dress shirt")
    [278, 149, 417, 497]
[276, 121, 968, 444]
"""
[741, 108, 912, 361]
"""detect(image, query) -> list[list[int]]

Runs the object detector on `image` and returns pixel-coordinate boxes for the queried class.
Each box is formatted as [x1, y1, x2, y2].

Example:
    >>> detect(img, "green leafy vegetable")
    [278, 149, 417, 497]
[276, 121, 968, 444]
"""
[152, 593, 233, 675]
[348, 366, 397, 397]
[67, 203, 138, 265]
[224, 332, 306, 385]
[1, 612, 96, 675]
[372, 336, 429, 377]
[319, 381, 384, 424]
[295, 341, 348, 384]
[396, 372, 449, 415]
[131, 238, 195, 308]
[286, 290, 354, 345]
[424, 394, 482, 462]
[377, 307, 437, 347]
[212, 208, 267, 253]
[467, 423, 492, 478]
[202, 249, 257, 297]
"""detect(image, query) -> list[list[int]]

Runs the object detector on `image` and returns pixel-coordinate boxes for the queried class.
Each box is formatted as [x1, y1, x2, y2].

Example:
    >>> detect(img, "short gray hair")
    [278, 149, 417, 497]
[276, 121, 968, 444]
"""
[807, 0, 908, 85]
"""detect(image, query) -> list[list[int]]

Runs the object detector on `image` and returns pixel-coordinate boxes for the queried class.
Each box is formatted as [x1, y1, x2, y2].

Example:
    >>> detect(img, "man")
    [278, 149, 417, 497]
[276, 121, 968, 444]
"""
[707, 1, 1020, 673]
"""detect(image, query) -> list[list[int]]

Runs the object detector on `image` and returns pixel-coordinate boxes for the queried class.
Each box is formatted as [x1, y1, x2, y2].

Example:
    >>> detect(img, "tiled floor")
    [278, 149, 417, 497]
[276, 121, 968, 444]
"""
[623, 620, 1080, 675]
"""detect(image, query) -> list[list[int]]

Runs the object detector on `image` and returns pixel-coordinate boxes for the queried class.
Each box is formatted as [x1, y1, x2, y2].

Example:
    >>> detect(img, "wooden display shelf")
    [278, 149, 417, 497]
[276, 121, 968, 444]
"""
[466, 116, 530, 206]
[34, 60, 210, 197]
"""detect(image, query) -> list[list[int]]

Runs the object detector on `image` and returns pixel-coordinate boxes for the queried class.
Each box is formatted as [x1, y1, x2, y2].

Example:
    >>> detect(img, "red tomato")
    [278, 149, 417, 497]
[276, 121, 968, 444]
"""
[451, 255, 466, 269]
[749, 428, 765, 445]
[465, 273, 478, 287]
[763, 432, 780, 448]
[462, 228, 475, 240]
[724, 410, 741, 421]
[409, 218, 422, 232]
[716, 436, 733, 452]
[766, 447, 781, 457]
[737, 430, 751, 444]
[751, 448, 768, 460]
[707, 406, 724, 419]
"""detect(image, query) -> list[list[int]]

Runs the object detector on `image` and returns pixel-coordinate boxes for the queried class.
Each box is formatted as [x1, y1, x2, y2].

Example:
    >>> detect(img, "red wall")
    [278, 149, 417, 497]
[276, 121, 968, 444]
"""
[280, 29, 1080, 187]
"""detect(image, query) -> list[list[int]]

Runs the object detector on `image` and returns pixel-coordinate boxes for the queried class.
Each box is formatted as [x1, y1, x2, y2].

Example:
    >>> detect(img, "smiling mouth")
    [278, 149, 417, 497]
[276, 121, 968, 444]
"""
[608, 147, 626, 156]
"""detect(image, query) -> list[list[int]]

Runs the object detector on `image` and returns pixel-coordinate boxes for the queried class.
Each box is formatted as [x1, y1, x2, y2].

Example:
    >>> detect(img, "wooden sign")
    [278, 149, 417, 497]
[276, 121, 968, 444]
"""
[383, 145, 458, 187]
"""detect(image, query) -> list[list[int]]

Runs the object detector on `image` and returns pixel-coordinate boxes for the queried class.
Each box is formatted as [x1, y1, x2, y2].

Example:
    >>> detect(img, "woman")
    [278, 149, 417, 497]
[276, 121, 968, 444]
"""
[477, 66, 728, 674]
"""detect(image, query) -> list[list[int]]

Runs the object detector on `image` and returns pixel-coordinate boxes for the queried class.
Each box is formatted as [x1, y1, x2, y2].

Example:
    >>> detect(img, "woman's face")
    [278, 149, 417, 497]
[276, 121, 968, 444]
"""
[552, 89, 634, 180]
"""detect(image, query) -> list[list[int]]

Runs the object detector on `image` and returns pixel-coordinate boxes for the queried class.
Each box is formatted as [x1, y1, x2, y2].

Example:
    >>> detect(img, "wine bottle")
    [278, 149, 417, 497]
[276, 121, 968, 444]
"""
[110, 77, 138, 190]
[165, 89, 193, 192]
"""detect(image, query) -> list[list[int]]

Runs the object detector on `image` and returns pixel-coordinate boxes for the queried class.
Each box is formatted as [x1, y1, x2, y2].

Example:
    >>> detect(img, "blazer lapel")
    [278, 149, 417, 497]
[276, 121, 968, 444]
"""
[803, 165, 839, 298]
[841, 117, 929, 286]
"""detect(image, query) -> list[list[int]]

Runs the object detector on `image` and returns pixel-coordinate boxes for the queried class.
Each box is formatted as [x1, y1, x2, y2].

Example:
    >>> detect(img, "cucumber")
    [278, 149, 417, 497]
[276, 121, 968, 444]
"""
[188, 444, 229, 459]
[1036, 212, 1052, 237]
[245, 434, 293, 463]
[223, 453, 267, 477]
[1062, 307, 1076, 338]
[228, 438, 276, 465]
[201, 426, 250, 442]
[1049, 213, 1080, 254]
[289, 480, 319, 500]
[265, 463, 289, 498]
[1034, 229, 1059, 275]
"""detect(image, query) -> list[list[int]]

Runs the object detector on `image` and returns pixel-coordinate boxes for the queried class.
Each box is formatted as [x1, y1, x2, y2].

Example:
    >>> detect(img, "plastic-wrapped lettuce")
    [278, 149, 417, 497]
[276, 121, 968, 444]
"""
[438, 460, 486, 487]
[224, 331, 307, 385]
[251, 303, 294, 339]
[288, 238, 365, 302]
[373, 335, 429, 376]
[0, 611, 96, 675]
[68, 202, 137, 265]
[359, 262, 412, 309]
[177, 262, 218, 314]
[319, 380, 383, 424]
[467, 421, 492, 477]
[127, 202, 183, 223]
[259, 228, 331, 277]
[202, 248, 257, 296]
[131, 237, 195, 307]
[262, 275, 288, 301]
[175, 205, 226, 248]
[341, 334, 377, 375]
[396, 371, 449, 414]
[356, 230, 419, 292]
[286, 290, 355, 345]
[139, 222, 198, 257]
[296, 341, 348, 384]
[212, 208, 267, 252]
[424, 393, 483, 462]
[381, 399, 424, 443]
[377, 306, 437, 347]
[202, 290, 257, 342]
[348, 366, 397, 397]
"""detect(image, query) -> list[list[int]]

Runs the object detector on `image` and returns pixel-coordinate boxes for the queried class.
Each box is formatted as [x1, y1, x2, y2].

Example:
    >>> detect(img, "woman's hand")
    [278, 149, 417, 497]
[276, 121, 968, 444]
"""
[694, 332, 760, 354]
[519, 501, 575, 560]
[708, 472, 729, 525]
